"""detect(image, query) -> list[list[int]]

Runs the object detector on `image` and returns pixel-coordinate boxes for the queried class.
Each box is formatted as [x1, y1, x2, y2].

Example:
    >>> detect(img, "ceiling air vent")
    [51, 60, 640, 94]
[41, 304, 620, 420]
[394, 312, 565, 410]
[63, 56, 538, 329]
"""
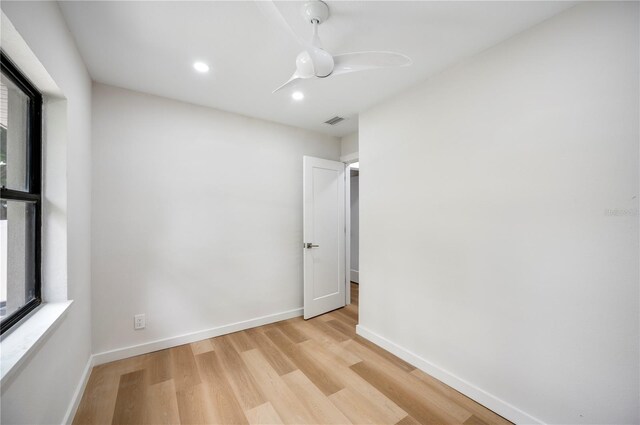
[324, 116, 345, 126]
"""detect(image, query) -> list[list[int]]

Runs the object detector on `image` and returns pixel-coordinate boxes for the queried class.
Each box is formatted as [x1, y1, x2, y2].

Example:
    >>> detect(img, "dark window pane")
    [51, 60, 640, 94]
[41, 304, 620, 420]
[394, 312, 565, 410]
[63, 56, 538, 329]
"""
[1, 52, 41, 334]
[0, 73, 30, 191]
[0, 200, 37, 322]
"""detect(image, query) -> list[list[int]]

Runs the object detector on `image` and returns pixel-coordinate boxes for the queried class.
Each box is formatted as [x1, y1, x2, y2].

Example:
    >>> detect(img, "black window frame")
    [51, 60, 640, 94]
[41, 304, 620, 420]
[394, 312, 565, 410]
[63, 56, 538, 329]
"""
[0, 50, 43, 335]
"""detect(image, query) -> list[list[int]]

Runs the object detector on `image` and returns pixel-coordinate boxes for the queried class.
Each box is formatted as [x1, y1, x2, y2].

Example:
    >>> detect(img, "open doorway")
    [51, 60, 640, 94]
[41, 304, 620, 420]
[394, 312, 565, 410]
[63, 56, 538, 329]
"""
[347, 161, 359, 307]
[349, 162, 359, 285]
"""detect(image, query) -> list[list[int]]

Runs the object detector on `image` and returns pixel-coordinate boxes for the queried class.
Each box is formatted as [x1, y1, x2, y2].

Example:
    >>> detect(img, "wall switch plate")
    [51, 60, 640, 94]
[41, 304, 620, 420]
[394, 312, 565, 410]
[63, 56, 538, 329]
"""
[134, 314, 145, 330]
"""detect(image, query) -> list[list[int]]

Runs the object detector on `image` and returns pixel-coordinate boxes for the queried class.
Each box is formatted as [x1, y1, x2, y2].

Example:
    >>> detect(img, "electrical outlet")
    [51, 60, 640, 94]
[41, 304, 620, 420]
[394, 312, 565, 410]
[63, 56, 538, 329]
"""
[134, 314, 145, 330]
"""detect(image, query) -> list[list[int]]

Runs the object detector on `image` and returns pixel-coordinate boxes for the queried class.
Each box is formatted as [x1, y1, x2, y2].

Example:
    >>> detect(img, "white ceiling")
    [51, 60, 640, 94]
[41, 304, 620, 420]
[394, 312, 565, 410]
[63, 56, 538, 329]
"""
[58, 1, 576, 137]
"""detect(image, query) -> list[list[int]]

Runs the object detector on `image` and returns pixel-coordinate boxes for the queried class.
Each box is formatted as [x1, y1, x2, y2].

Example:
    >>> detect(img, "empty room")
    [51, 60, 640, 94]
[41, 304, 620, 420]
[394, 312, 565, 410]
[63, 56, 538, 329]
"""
[0, 1, 638, 424]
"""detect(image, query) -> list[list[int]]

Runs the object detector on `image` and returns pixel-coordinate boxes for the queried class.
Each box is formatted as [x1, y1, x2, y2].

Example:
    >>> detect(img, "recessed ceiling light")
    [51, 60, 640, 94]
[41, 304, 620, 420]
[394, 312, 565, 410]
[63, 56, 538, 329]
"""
[292, 91, 304, 101]
[193, 62, 210, 73]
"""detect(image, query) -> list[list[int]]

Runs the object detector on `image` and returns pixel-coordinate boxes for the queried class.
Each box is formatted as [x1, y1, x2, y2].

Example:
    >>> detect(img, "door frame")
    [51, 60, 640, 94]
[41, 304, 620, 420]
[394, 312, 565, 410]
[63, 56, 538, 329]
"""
[341, 152, 359, 305]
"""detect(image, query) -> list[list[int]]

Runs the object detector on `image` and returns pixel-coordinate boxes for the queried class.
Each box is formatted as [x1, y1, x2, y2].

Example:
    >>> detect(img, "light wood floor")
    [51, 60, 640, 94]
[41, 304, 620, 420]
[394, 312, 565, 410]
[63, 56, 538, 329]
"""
[73, 284, 511, 425]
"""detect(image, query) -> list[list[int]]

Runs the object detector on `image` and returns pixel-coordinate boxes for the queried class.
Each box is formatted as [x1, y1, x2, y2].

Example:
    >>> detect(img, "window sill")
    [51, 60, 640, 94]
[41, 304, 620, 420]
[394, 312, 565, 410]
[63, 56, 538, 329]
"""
[0, 300, 73, 385]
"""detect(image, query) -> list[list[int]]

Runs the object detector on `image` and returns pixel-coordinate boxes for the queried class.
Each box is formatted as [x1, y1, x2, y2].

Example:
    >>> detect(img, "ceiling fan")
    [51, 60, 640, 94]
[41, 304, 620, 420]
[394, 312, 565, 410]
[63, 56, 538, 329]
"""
[264, 0, 413, 93]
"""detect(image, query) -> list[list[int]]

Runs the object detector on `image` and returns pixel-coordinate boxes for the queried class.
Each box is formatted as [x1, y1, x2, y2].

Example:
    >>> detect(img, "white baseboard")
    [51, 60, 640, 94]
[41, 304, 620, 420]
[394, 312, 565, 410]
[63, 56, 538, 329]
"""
[93, 307, 303, 366]
[62, 354, 94, 425]
[355, 325, 544, 425]
[350, 269, 359, 283]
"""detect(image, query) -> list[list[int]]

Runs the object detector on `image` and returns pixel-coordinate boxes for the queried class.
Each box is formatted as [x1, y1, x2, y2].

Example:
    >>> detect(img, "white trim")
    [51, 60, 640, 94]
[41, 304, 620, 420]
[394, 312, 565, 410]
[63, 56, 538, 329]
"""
[0, 301, 73, 385]
[355, 325, 545, 425]
[350, 269, 359, 283]
[344, 163, 351, 305]
[343, 153, 359, 302]
[340, 152, 359, 164]
[93, 307, 303, 365]
[62, 354, 94, 425]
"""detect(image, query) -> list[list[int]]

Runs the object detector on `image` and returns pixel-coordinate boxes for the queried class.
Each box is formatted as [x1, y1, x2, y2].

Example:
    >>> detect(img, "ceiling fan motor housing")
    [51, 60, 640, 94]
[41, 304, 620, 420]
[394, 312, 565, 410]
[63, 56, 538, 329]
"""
[296, 49, 334, 78]
[302, 1, 330, 24]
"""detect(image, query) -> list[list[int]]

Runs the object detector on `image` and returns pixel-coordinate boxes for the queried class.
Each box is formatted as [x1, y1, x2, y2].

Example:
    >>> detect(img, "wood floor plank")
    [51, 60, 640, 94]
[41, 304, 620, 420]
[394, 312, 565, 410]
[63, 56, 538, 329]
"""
[211, 335, 266, 411]
[315, 312, 335, 322]
[395, 415, 422, 425]
[145, 349, 173, 385]
[331, 340, 364, 367]
[345, 303, 359, 318]
[351, 361, 464, 424]
[464, 415, 492, 425]
[299, 340, 407, 423]
[170, 344, 201, 391]
[329, 387, 404, 425]
[241, 349, 317, 424]
[111, 370, 147, 425]
[276, 320, 309, 343]
[72, 367, 120, 425]
[326, 309, 358, 327]
[248, 328, 297, 376]
[195, 350, 249, 424]
[144, 379, 180, 425]
[345, 339, 473, 422]
[244, 402, 284, 425]
[281, 370, 352, 424]
[176, 383, 216, 424]
[264, 328, 344, 396]
[97, 354, 147, 379]
[308, 317, 350, 342]
[353, 334, 416, 373]
[191, 338, 215, 355]
[326, 318, 357, 338]
[228, 330, 258, 352]
[345, 300, 358, 312]
[410, 369, 512, 425]
[335, 305, 358, 323]
[290, 319, 363, 366]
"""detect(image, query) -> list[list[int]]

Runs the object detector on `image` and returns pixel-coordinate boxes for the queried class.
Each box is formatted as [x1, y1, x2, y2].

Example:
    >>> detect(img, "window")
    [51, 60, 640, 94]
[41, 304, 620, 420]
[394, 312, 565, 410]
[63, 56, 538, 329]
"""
[0, 51, 42, 334]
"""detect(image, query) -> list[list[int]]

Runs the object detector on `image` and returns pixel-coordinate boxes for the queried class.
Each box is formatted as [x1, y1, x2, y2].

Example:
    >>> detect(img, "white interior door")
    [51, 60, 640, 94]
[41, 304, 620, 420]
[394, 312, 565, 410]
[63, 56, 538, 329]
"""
[303, 156, 346, 319]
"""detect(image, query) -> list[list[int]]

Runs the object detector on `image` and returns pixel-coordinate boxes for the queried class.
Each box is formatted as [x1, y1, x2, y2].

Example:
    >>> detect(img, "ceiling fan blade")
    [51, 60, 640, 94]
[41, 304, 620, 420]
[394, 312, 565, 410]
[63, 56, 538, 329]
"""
[273, 74, 300, 93]
[273, 71, 313, 93]
[332, 51, 412, 76]
[255, 0, 307, 49]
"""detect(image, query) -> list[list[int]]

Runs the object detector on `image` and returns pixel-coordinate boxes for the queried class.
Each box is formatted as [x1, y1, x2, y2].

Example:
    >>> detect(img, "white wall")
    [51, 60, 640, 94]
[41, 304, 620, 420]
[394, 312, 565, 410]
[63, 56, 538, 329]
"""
[0, 2, 93, 424]
[341, 132, 359, 158]
[91, 84, 340, 355]
[359, 2, 639, 424]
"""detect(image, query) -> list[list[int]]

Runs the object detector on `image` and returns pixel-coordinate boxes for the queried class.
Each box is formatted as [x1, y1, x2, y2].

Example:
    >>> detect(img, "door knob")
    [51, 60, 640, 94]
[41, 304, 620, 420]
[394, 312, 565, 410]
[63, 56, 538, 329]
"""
[304, 243, 320, 249]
